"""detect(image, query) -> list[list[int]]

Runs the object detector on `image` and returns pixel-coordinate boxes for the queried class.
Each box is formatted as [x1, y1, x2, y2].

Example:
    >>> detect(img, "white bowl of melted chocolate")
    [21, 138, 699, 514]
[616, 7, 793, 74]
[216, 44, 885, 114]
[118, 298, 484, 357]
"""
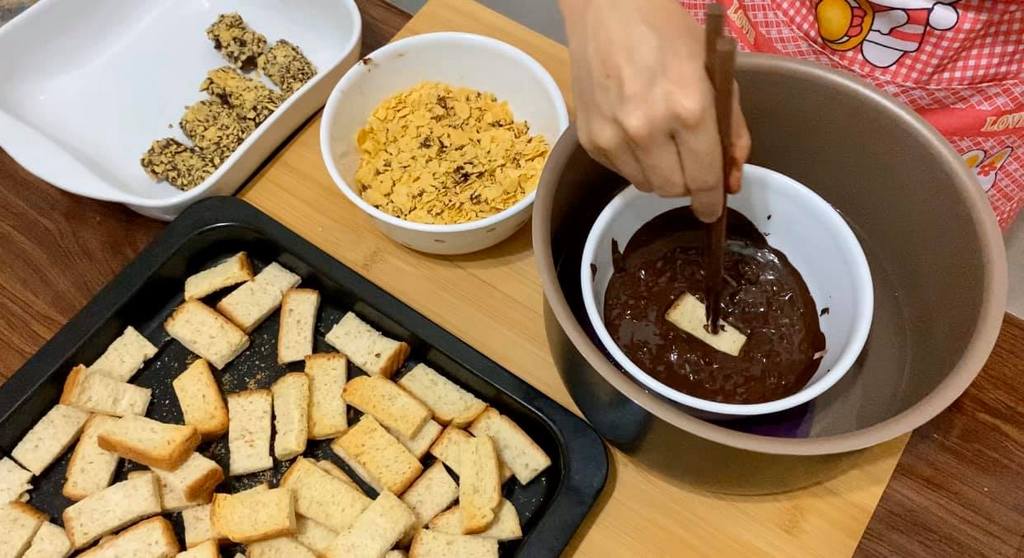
[581, 164, 873, 417]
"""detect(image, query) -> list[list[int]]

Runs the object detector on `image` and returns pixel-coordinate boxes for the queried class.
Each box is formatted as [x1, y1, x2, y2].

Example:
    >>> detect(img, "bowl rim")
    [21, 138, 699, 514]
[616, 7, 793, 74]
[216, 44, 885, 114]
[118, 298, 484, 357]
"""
[533, 54, 1008, 455]
[578, 165, 875, 416]
[0, 0, 363, 209]
[319, 31, 570, 233]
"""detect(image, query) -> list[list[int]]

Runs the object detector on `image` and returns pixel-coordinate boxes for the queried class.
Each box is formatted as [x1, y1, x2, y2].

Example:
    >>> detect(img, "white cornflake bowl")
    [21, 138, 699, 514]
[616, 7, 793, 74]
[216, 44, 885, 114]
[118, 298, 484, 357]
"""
[320, 32, 569, 255]
[0, 0, 361, 220]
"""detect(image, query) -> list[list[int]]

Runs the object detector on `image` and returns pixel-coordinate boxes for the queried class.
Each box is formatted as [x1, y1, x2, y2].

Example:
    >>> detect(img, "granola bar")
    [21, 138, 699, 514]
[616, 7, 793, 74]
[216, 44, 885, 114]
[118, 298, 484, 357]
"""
[257, 39, 317, 95]
[180, 99, 255, 163]
[200, 66, 284, 126]
[140, 138, 216, 191]
[206, 12, 267, 72]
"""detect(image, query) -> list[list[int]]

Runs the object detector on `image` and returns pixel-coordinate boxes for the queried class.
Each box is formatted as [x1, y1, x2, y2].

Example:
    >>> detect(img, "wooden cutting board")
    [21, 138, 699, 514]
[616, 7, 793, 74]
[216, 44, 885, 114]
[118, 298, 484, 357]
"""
[240, 0, 907, 554]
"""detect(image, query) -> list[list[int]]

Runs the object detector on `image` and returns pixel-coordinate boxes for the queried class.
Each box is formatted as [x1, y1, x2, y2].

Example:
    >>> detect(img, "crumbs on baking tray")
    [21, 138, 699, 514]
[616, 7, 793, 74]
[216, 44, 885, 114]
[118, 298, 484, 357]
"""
[354, 81, 550, 225]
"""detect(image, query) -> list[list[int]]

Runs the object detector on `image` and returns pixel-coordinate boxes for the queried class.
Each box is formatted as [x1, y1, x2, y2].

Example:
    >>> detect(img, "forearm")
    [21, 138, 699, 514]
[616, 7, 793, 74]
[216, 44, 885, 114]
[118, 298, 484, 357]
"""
[558, 0, 588, 41]
[557, 0, 587, 18]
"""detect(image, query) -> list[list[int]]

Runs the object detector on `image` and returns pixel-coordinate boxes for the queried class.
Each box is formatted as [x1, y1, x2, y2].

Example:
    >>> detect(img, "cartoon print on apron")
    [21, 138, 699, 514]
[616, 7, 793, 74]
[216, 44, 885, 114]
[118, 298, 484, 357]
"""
[682, 0, 1024, 229]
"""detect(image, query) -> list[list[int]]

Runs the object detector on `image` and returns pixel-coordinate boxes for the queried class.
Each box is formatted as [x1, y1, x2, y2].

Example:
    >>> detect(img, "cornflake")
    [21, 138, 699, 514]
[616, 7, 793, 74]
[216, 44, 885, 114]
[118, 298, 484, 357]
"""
[206, 12, 268, 72]
[355, 81, 550, 225]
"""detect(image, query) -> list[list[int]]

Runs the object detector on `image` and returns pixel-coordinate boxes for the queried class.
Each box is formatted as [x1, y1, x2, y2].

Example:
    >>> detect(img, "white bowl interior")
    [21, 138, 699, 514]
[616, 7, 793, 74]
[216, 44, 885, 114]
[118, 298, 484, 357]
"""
[0, 0, 360, 204]
[322, 32, 569, 225]
[581, 164, 874, 416]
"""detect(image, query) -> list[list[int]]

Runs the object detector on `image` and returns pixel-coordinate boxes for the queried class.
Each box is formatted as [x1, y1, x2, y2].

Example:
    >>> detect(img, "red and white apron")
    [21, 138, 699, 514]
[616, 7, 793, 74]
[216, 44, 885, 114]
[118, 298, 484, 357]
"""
[682, 0, 1024, 229]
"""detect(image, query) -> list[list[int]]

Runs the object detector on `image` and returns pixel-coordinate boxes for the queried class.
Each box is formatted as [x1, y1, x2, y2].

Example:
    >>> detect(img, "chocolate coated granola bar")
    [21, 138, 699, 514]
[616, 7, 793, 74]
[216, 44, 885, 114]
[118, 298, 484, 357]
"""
[200, 66, 284, 126]
[180, 99, 255, 163]
[140, 138, 216, 191]
[206, 12, 267, 72]
[257, 39, 317, 95]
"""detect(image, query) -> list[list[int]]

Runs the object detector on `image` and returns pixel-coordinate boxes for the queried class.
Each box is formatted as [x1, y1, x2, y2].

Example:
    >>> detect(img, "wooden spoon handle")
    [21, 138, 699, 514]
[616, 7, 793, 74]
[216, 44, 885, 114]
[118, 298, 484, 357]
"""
[703, 5, 737, 332]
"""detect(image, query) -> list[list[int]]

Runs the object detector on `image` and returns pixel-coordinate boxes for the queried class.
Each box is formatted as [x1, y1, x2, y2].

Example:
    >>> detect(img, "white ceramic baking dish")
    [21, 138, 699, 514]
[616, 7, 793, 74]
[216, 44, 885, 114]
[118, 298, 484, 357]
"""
[0, 0, 361, 220]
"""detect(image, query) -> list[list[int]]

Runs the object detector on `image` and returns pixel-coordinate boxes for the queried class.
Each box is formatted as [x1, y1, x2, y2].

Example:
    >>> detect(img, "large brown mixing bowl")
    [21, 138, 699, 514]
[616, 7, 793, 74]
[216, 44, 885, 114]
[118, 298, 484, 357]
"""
[534, 54, 1007, 467]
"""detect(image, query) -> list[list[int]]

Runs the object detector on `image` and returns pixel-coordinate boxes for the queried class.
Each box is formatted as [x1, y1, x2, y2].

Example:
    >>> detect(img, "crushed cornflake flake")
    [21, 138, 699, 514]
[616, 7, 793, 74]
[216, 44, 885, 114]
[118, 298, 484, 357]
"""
[355, 81, 550, 225]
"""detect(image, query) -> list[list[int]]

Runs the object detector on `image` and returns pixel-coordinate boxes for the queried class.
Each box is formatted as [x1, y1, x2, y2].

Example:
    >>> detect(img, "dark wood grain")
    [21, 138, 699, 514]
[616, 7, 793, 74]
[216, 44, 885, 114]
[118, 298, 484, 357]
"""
[857, 314, 1024, 557]
[1, 1, 1023, 556]
[0, 150, 163, 378]
[355, 0, 411, 52]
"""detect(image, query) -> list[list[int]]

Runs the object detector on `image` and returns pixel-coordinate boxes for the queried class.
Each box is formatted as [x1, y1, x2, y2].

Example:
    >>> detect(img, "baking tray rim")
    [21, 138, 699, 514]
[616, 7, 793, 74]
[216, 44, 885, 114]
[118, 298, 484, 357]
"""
[0, 195, 609, 557]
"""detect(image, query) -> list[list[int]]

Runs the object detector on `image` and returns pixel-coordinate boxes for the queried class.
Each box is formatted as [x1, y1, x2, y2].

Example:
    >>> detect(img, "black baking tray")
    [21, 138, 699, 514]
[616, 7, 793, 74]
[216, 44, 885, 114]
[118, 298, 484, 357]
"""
[0, 196, 608, 557]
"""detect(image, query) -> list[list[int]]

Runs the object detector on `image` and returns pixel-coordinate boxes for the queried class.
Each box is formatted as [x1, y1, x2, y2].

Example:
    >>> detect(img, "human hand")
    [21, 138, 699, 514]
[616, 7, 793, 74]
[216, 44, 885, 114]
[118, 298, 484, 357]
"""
[560, 0, 751, 222]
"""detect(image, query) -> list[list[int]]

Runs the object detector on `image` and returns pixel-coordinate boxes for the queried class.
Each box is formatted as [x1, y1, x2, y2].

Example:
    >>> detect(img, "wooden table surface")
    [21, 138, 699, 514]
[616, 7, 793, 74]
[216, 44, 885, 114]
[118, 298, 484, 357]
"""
[0, 0, 1021, 555]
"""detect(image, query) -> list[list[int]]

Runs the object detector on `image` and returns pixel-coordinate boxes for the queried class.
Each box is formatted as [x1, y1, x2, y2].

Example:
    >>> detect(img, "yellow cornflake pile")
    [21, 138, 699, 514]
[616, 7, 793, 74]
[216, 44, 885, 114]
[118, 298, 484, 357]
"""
[354, 81, 550, 224]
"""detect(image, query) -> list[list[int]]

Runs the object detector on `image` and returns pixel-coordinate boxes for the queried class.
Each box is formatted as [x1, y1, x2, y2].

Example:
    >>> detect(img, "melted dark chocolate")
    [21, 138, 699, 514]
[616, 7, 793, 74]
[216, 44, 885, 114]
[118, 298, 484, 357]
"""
[603, 207, 825, 404]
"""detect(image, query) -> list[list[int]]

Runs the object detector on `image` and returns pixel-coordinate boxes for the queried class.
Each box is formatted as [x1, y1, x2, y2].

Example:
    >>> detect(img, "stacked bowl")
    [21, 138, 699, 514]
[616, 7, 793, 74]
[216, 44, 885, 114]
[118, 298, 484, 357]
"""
[533, 54, 1006, 491]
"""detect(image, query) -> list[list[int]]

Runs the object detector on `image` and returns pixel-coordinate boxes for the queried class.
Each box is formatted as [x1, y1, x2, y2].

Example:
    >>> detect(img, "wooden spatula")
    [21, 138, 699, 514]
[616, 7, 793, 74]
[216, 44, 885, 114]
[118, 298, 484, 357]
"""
[702, 4, 737, 333]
